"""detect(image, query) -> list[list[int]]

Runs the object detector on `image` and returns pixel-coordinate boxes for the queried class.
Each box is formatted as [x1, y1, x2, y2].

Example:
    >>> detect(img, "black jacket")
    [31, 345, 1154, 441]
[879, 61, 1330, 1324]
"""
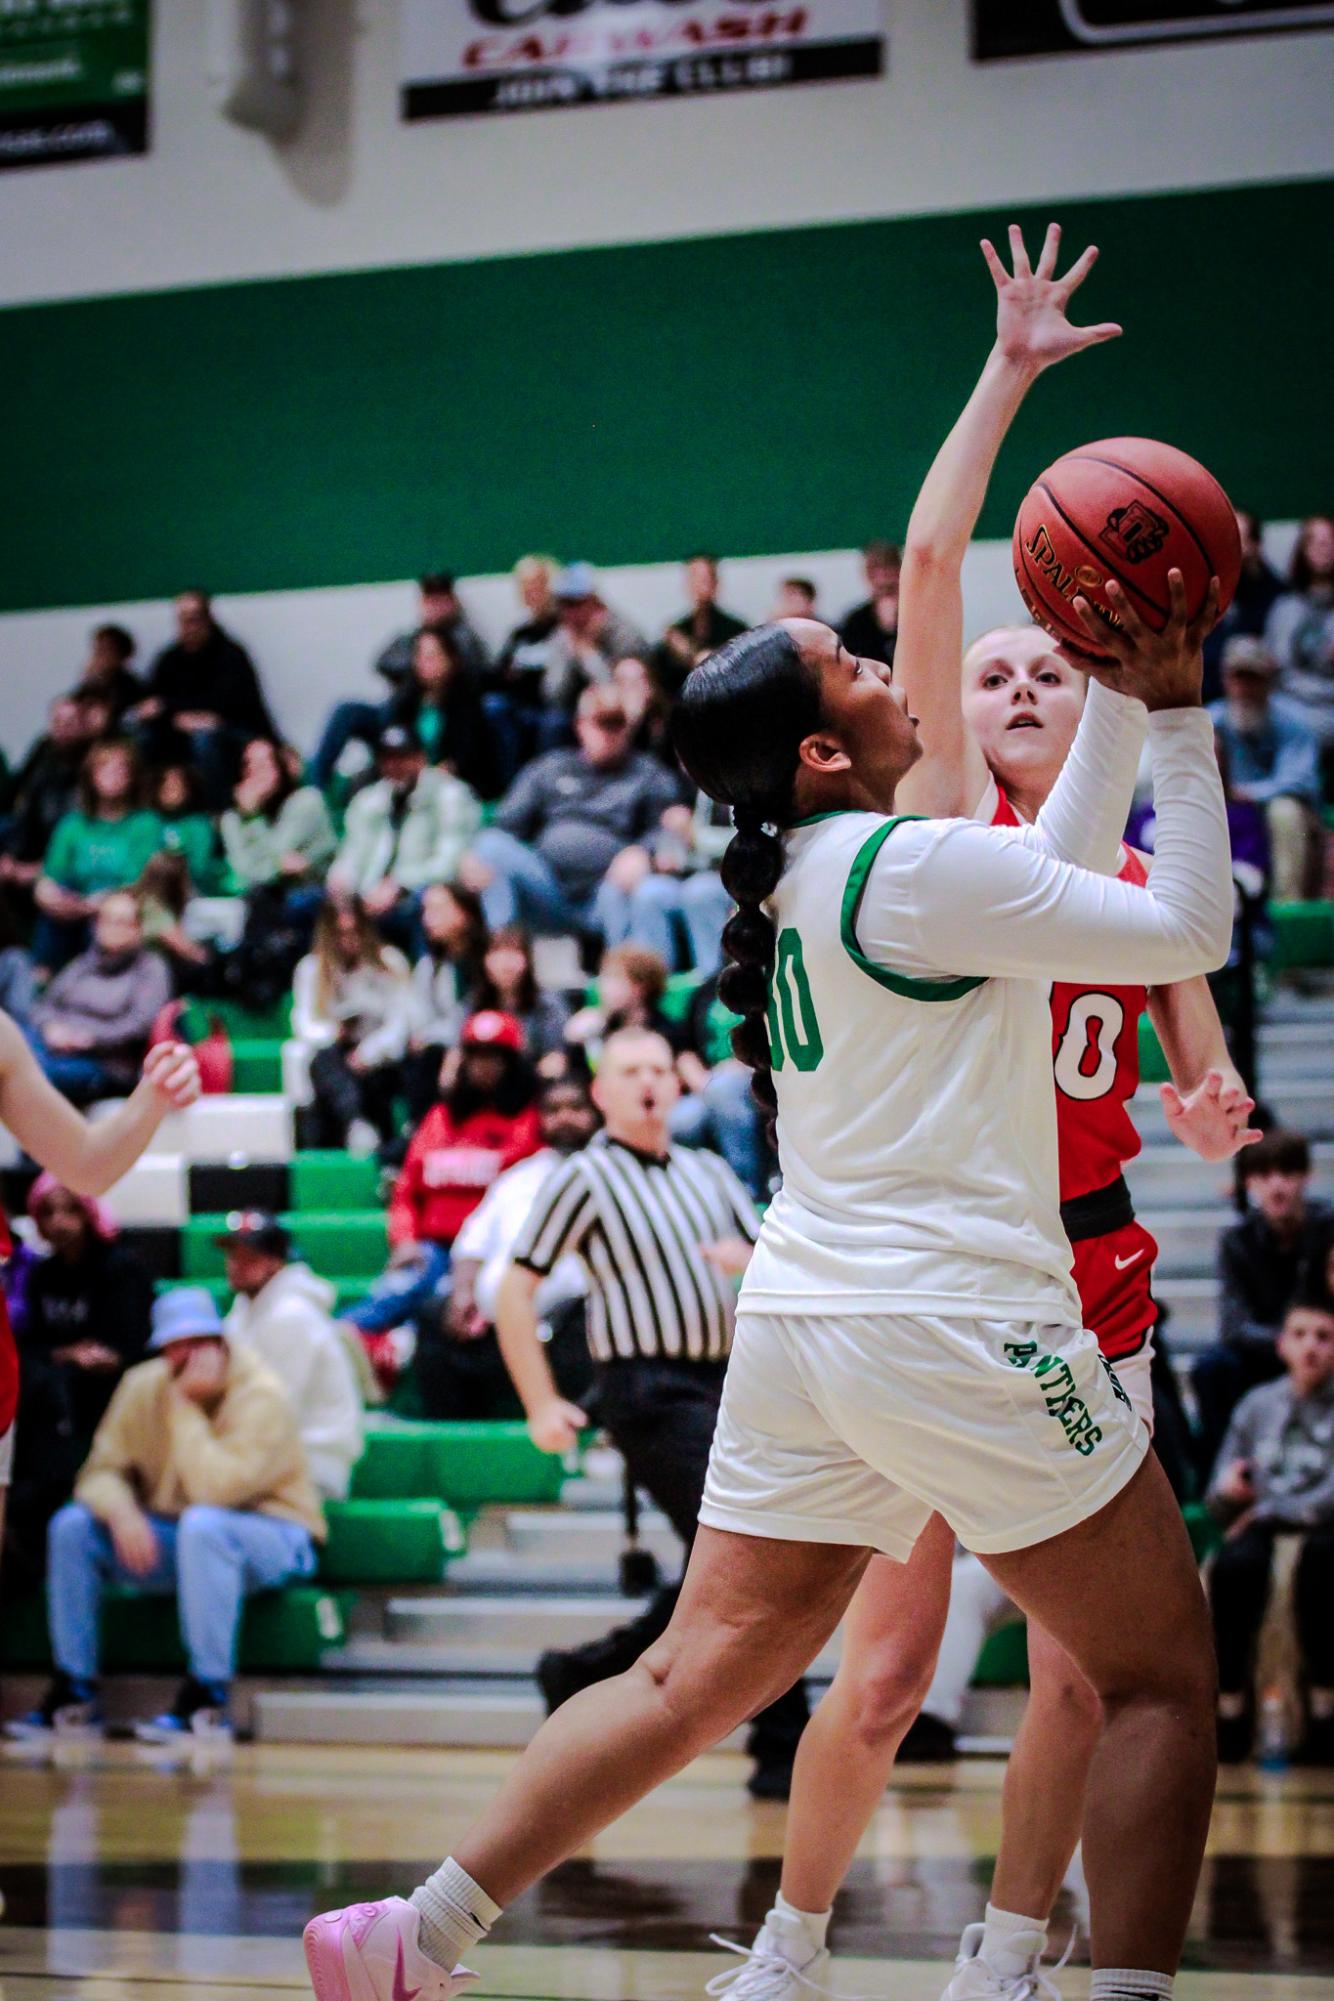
[147, 626, 276, 738]
[1217, 1201, 1333, 1355]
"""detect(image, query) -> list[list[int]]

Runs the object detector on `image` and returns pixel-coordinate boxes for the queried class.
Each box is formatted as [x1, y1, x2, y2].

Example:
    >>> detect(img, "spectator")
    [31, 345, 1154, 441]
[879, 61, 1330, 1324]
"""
[491, 556, 561, 698]
[464, 686, 694, 961]
[1202, 512, 1284, 701]
[329, 728, 481, 949]
[32, 892, 171, 1105]
[0, 698, 105, 899]
[839, 539, 902, 669]
[0, 886, 37, 1030]
[770, 576, 818, 621]
[219, 1212, 364, 1502]
[1209, 638, 1321, 902]
[536, 563, 650, 720]
[613, 656, 677, 772]
[152, 761, 221, 894]
[220, 737, 336, 895]
[132, 591, 276, 806]
[5, 1287, 323, 1745]
[416, 1075, 599, 1422]
[2, 1176, 153, 1590]
[405, 882, 489, 1120]
[291, 896, 412, 1155]
[656, 555, 748, 692]
[472, 925, 571, 1062]
[68, 623, 145, 723]
[374, 571, 490, 691]
[1193, 1130, 1334, 1479]
[135, 851, 215, 990]
[385, 625, 500, 799]
[1266, 514, 1334, 763]
[1207, 1298, 1334, 1765]
[34, 740, 161, 970]
[344, 1012, 542, 1389]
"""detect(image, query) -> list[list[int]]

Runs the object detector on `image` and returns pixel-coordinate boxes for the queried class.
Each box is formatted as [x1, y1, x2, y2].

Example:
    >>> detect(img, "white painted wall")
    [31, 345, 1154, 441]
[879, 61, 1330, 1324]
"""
[0, 0, 1328, 307]
[3, 525, 1299, 765]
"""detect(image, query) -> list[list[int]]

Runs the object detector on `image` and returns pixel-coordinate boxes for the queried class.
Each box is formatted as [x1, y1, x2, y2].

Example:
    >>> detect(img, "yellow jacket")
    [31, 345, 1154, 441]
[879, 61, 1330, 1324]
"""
[75, 1343, 326, 1543]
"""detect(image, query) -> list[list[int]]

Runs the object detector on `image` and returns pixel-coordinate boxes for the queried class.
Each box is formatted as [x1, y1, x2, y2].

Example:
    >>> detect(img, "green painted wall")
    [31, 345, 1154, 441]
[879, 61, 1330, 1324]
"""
[1, 178, 1329, 615]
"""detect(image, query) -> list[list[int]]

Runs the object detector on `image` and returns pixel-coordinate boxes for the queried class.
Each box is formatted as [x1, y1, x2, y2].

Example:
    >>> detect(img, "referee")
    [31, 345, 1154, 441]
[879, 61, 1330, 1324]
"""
[496, 1025, 809, 1798]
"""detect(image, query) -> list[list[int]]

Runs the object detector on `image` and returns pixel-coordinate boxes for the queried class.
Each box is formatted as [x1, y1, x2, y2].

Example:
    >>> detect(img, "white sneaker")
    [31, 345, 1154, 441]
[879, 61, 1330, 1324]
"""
[706, 1921, 835, 1998]
[940, 1922, 1061, 2001]
[303, 1895, 475, 2000]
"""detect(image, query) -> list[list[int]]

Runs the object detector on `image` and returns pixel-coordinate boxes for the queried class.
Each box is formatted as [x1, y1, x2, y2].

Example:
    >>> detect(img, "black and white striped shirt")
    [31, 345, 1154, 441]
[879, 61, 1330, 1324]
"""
[511, 1133, 761, 1363]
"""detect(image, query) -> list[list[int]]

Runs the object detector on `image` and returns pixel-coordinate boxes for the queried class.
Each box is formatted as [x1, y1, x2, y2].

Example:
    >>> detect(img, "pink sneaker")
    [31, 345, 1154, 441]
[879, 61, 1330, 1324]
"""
[303, 1896, 476, 2001]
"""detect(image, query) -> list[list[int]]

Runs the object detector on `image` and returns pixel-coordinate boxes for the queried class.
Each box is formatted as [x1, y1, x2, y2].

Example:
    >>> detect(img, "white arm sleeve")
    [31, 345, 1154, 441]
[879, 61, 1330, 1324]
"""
[1031, 680, 1148, 874]
[859, 709, 1232, 987]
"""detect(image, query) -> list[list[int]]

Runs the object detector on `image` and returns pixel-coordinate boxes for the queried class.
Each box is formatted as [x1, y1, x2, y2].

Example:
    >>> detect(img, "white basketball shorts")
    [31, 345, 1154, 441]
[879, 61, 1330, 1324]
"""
[701, 1309, 1149, 1561]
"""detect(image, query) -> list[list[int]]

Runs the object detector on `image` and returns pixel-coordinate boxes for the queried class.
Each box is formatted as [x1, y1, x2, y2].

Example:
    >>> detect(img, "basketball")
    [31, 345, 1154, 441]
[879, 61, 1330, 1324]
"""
[1012, 437, 1242, 658]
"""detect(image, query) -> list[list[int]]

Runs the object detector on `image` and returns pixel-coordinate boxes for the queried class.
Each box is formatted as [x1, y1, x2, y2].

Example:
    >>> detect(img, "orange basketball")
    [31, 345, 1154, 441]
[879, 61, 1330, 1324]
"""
[1012, 437, 1241, 659]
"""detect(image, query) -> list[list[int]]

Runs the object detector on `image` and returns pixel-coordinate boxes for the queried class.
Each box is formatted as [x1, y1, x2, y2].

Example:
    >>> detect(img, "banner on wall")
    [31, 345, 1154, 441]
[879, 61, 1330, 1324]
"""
[0, 0, 150, 171]
[401, 0, 884, 118]
[973, 0, 1334, 60]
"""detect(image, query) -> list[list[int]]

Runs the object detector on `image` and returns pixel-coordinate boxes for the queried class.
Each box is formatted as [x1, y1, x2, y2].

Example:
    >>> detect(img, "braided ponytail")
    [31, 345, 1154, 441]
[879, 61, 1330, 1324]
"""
[670, 624, 824, 1155]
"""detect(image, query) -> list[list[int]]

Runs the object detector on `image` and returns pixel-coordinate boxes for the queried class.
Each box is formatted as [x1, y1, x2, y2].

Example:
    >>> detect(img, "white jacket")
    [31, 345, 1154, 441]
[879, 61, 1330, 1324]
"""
[225, 1263, 364, 1500]
[452, 1148, 587, 1322]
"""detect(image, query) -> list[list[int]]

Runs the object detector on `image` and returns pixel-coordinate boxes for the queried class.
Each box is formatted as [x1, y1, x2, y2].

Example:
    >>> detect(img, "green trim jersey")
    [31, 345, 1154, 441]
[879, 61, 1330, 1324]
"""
[741, 704, 1234, 1329]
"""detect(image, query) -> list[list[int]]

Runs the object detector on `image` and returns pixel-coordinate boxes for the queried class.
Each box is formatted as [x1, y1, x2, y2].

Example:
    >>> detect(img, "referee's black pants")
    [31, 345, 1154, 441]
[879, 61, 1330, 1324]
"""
[556, 1355, 809, 1767]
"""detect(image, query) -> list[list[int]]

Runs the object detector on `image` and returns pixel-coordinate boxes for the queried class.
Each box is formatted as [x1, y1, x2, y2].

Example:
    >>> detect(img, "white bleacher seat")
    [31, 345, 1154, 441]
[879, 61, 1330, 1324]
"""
[102, 1154, 187, 1227]
[93, 1093, 293, 1162]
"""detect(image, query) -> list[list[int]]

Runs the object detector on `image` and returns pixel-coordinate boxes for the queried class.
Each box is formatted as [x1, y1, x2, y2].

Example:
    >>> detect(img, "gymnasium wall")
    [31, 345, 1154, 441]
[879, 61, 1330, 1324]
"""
[0, 2, 1329, 756]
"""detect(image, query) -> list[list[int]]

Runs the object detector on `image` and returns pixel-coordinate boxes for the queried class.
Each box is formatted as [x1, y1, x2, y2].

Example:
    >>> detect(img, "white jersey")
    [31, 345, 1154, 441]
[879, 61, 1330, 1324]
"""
[742, 700, 1232, 1328]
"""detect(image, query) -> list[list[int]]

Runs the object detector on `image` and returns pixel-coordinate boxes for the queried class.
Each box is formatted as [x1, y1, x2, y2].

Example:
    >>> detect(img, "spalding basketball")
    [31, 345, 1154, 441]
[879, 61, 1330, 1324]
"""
[1012, 437, 1241, 659]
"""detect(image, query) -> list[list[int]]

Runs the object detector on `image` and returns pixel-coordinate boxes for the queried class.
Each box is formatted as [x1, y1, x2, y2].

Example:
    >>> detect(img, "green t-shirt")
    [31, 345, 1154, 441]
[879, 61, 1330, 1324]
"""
[44, 809, 165, 897]
[159, 812, 220, 892]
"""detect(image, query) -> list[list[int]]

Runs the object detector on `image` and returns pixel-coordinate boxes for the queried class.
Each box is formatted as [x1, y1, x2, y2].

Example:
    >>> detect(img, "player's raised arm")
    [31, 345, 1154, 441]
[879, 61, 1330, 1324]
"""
[894, 222, 1122, 820]
[0, 1012, 199, 1197]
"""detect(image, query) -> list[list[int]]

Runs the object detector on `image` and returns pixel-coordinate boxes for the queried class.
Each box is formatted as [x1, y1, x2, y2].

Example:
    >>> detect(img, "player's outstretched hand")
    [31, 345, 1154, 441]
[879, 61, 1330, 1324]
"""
[141, 1040, 202, 1111]
[1161, 1068, 1263, 1163]
[1071, 568, 1220, 711]
[983, 221, 1122, 374]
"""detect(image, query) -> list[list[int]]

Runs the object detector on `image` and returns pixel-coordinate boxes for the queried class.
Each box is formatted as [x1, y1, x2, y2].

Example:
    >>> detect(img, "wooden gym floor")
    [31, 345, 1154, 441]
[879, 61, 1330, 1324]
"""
[0, 1742, 1330, 2000]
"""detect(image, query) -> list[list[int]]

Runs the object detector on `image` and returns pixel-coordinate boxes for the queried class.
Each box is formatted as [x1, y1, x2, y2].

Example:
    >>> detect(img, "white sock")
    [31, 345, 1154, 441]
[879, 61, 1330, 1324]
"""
[410, 1857, 502, 1972]
[979, 1902, 1048, 1978]
[1089, 1971, 1173, 2001]
[766, 1891, 832, 1962]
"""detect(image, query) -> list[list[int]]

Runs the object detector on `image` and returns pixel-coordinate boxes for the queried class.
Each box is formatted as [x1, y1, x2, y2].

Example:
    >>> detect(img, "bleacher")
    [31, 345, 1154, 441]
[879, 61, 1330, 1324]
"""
[4, 901, 1332, 1744]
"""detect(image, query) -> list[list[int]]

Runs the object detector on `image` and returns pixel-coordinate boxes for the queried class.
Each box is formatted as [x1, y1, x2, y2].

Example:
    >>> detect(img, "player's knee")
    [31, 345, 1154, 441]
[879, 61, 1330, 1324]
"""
[849, 1653, 936, 1747]
[1033, 1657, 1103, 1738]
[1095, 1631, 1217, 1722]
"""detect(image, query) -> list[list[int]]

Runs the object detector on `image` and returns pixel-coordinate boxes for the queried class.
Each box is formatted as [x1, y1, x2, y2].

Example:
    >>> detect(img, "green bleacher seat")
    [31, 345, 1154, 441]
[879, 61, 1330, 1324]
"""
[183, 1211, 388, 1279]
[0, 1584, 349, 1674]
[320, 1498, 467, 1583]
[1270, 900, 1334, 973]
[292, 1151, 382, 1212]
[228, 1038, 285, 1094]
[350, 1419, 567, 1507]
[1137, 1013, 1171, 1086]
[1182, 1500, 1222, 1565]
[974, 1621, 1028, 1686]
[210, 994, 294, 1039]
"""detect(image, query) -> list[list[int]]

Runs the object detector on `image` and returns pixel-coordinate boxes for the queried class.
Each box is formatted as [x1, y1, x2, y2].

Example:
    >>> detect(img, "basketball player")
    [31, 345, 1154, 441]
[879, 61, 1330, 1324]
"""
[710, 225, 1259, 2001]
[0, 1016, 200, 1560]
[302, 219, 1234, 2001]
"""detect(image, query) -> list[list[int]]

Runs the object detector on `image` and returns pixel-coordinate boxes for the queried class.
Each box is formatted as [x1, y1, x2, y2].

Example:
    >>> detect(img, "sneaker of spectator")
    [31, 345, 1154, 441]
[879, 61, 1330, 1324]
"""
[1192, 1128, 1334, 1483]
[31, 891, 172, 1105]
[839, 539, 902, 669]
[33, 740, 162, 972]
[327, 728, 481, 952]
[219, 1211, 364, 1502]
[67, 623, 145, 725]
[290, 895, 413, 1152]
[404, 881, 489, 1120]
[1201, 510, 1284, 701]
[1265, 514, 1334, 763]
[1209, 637, 1322, 902]
[538, 562, 651, 721]
[770, 576, 818, 622]
[655, 555, 748, 693]
[130, 590, 277, 808]
[383, 624, 500, 798]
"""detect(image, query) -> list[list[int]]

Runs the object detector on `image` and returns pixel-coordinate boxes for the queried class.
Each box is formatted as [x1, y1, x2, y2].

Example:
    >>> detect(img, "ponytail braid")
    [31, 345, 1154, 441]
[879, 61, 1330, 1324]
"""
[719, 803, 785, 1147]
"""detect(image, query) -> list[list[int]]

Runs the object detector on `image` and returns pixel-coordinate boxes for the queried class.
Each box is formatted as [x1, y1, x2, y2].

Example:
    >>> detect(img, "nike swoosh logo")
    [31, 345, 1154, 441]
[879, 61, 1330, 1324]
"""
[1113, 1250, 1145, 1270]
[392, 1939, 422, 2001]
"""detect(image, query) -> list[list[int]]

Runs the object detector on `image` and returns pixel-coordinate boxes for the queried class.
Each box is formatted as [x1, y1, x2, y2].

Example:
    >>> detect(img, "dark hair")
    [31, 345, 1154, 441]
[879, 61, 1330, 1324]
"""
[1235, 510, 1262, 545]
[239, 736, 298, 822]
[153, 761, 204, 816]
[446, 1041, 535, 1123]
[1290, 514, 1334, 593]
[863, 539, 902, 568]
[423, 880, 489, 985]
[413, 621, 463, 687]
[476, 923, 539, 1016]
[419, 571, 456, 597]
[93, 622, 135, 661]
[782, 576, 817, 600]
[1242, 1127, 1311, 1183]
[672, 625, 823, 1145]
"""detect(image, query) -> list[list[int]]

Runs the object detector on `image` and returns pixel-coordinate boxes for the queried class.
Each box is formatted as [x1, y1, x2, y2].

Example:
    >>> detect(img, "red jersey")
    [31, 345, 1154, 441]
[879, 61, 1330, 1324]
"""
[389, 1102, 544, 1249]
[0, 1203, 17, 1437]
[992, 788, 1157, 1360]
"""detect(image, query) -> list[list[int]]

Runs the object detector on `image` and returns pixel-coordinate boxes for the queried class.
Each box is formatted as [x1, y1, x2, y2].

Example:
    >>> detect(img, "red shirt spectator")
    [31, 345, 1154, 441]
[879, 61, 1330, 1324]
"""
[389, 1012, 542, 1248]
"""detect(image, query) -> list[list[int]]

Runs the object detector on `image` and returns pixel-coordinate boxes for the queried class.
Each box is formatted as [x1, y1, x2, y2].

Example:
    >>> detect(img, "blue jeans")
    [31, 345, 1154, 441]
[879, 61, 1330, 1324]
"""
[473, 827, 730, 969]
[311, 698, 392, 788]
[601, 869, 731, 975]
[34, 1041, 119, 1105]
[669, 1065, 767, 1197]
[345, 1241, 451, 1336]
[47, 1501, 317, 1686]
